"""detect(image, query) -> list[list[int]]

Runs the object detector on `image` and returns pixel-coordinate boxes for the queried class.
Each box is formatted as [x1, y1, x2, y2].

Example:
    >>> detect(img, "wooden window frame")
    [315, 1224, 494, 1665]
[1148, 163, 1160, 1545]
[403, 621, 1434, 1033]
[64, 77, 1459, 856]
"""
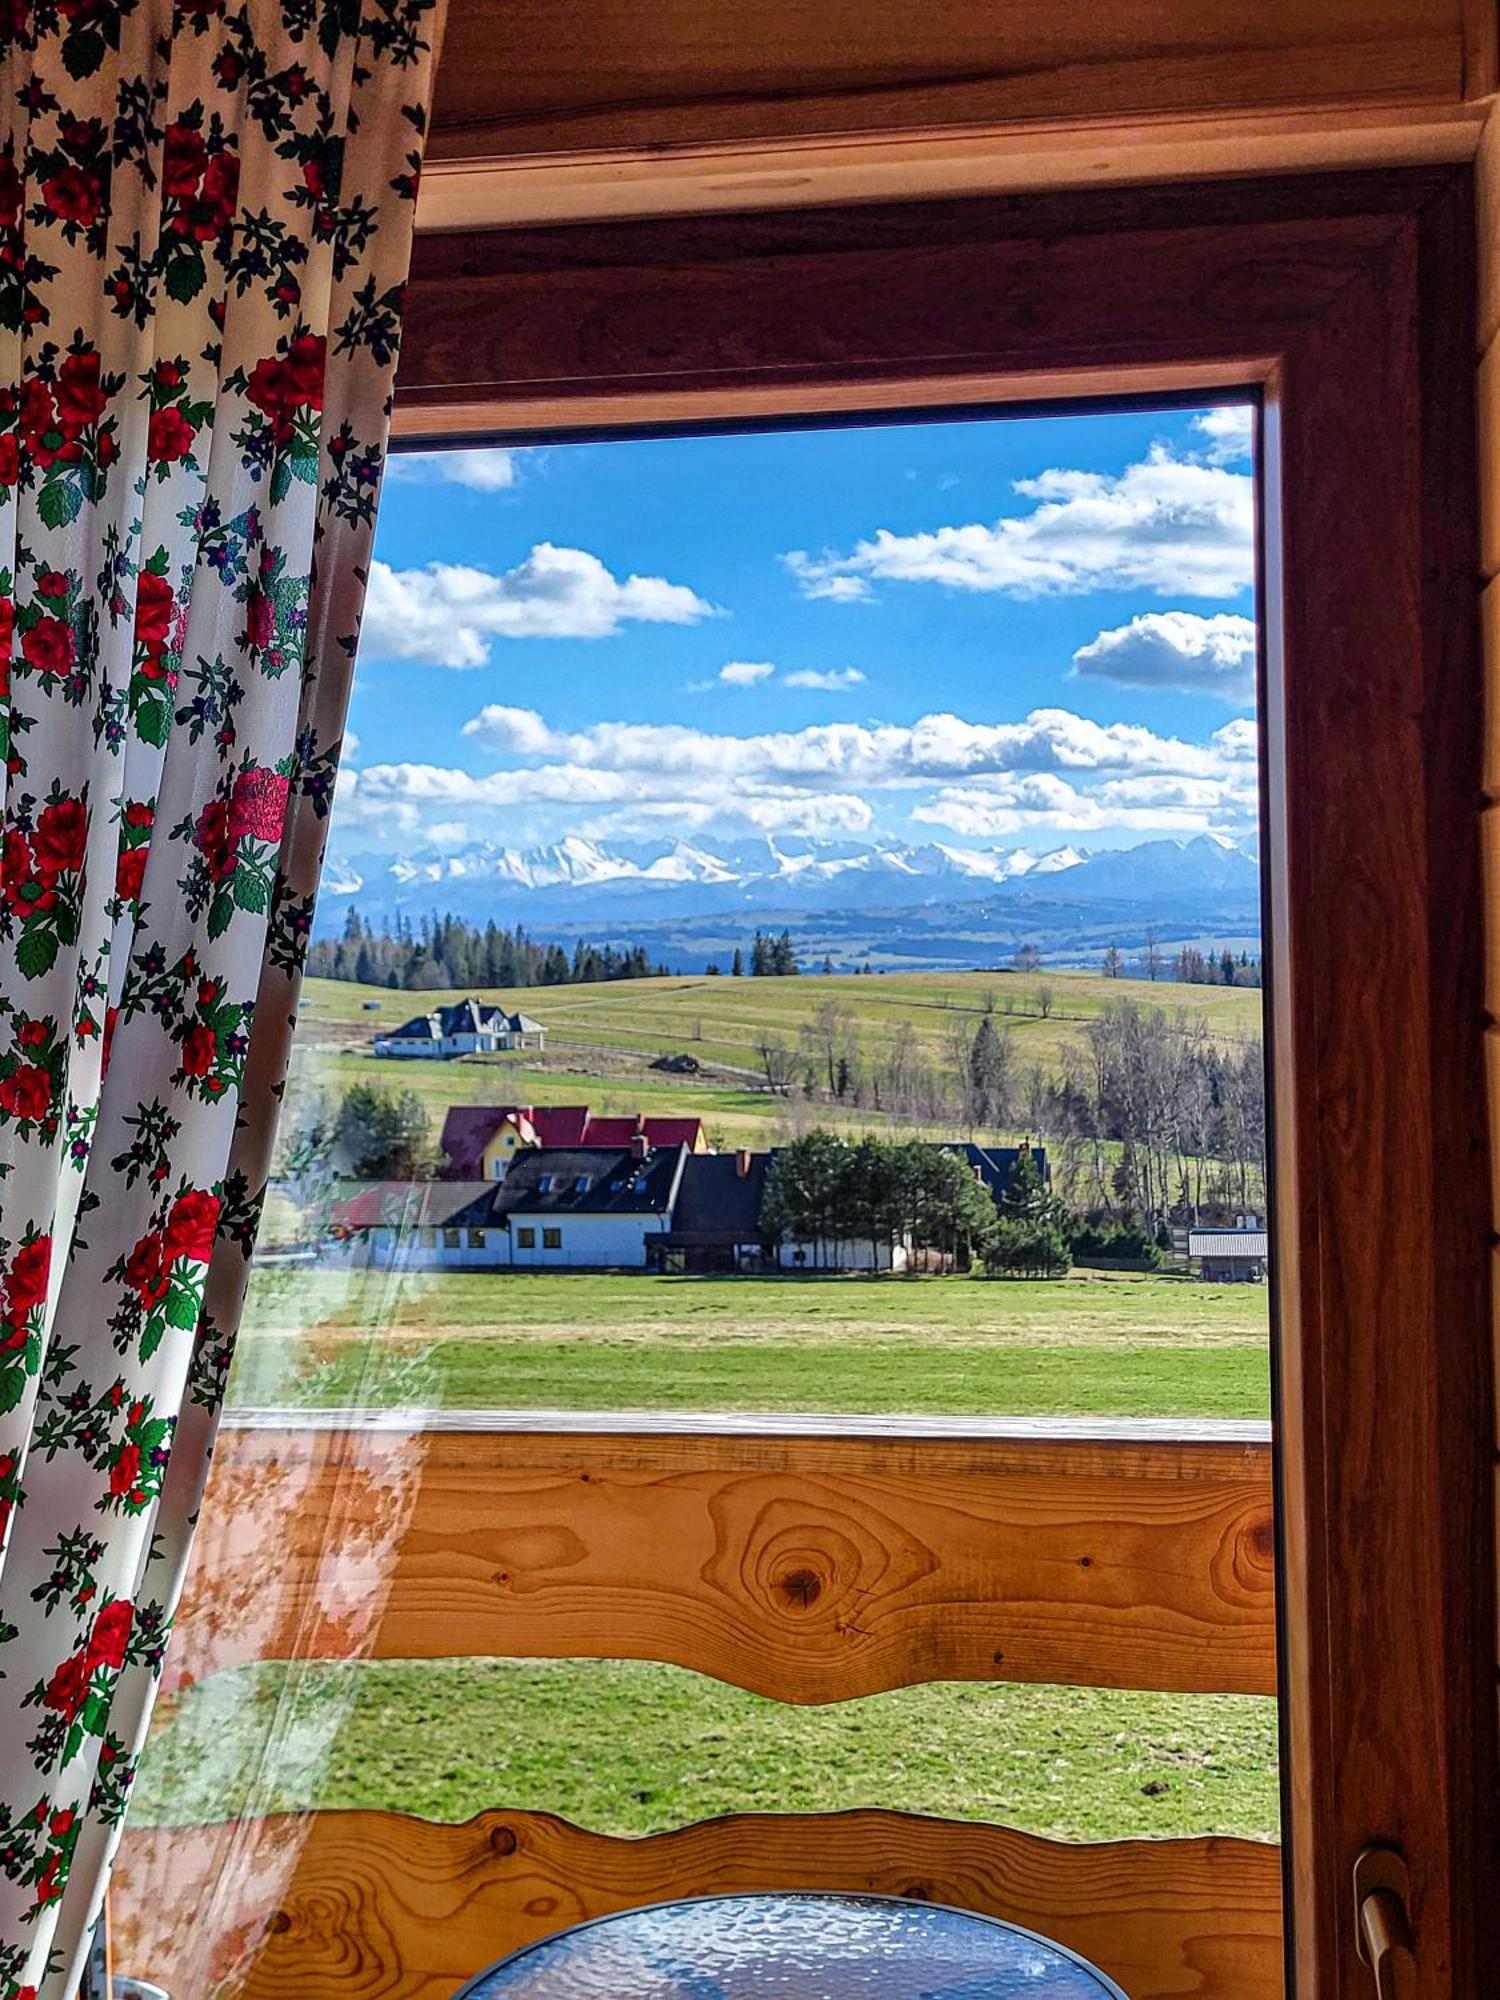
[392, 168, 1496, 1998]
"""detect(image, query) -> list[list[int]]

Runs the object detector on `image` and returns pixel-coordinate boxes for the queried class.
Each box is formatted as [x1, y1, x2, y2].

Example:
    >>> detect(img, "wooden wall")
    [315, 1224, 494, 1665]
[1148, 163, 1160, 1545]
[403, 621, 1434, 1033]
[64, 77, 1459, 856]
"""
[113, 1419, 1280, 2000]
[418, 0, 1496, 226]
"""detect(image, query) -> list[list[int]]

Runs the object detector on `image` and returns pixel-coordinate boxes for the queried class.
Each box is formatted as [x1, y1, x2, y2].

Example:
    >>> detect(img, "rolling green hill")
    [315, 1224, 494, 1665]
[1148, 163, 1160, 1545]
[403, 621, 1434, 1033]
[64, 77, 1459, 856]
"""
[293, 966, 1262, 1150]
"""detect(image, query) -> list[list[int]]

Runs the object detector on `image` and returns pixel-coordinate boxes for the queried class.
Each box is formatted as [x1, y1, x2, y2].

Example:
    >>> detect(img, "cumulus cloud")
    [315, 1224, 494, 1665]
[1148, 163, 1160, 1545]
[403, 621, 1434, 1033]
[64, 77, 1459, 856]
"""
[785, 444, 1252, 602]
[457, 703, 1235, 790]
[1212, 718, 1259, 762]
[1072, 611, 1257, 705]
[1192, 406, 1254, 464]
[360, 546, 716, 667]
[783, 667, 866, 691]
[388, 447, 526, 492]
[717, 660, 776, 686]
[912, 767, 1256, 838]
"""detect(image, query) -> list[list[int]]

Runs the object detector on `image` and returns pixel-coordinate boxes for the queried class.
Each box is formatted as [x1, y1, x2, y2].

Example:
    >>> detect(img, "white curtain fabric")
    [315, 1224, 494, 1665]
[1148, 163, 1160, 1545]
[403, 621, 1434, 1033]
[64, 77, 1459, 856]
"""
[0, 4, 443, 1990]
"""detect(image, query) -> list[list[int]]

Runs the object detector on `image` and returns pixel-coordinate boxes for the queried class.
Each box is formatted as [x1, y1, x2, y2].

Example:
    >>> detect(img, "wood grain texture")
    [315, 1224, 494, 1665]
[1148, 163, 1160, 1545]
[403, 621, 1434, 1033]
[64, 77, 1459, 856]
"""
[427, 0, 1466, 163]
[112, 1809, 1284, 2000]
[415, 106, 1484, 233]
[394, 175, 1438, 438]
[170, 1424, 1276, 1698]
[1263, 170, 1494, 1998]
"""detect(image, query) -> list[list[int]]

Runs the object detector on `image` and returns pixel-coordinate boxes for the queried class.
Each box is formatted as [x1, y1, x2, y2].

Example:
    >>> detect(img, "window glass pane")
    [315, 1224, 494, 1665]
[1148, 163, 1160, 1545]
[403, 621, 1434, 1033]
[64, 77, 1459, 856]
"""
[116, 405, 1277, 2000]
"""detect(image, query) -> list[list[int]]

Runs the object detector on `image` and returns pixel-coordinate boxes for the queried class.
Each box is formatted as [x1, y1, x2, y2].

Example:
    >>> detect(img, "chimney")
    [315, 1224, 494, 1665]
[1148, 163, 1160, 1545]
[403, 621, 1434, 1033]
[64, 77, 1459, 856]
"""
[630, 1133, 650, 1163]
[736, 1149, 752, 1178]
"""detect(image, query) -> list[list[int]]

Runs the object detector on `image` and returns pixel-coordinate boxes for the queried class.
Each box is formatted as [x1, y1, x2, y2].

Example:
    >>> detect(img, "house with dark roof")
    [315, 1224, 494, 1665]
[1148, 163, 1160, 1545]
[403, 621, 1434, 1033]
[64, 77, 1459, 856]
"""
[372, 998, 546, 1060]
[326, 1179, 496, 1268]
[650, 1149, 773, 1273]
[440, 1103, 708, 1181]
[472, 1141, 689, 1267]
[941, 1142, 1050, 1205]
[327, 1143, 689, 1269]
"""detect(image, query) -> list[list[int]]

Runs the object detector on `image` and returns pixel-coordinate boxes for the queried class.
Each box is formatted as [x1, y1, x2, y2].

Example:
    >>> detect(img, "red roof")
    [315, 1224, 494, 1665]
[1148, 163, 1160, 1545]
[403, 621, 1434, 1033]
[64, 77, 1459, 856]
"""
[584, 1114, 704, 1150]
[531, 1105, 592, 1147]
[440, 1103, 703, 1174]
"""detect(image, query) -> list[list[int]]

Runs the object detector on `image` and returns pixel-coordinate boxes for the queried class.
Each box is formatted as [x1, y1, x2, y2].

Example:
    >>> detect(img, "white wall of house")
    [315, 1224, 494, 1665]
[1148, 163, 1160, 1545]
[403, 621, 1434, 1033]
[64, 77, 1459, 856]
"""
[507, 1211, 670, 1268]
[337, 1212, 671, 1270]
[777, 1236, 909, 1273]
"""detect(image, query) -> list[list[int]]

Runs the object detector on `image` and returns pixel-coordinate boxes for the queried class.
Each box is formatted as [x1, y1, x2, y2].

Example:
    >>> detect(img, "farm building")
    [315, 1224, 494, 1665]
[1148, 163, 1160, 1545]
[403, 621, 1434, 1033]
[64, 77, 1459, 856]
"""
[650, 1149, 774, 1273]
[327, 1180, 496, 1269]
[372, 998, 546, 1059]
[1188, 1221, 1269, 1283]
[440, 1104, 708, 1180]
[332, 1144, 690, 1270]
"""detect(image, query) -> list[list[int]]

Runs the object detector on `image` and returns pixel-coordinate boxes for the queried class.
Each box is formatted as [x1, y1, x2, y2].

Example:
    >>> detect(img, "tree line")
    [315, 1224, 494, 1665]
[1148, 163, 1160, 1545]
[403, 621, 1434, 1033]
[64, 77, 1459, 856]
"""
[307, 909, 671, 991]
[757, 994, 1265, 1232]
[762, 1131, 1077, 1277]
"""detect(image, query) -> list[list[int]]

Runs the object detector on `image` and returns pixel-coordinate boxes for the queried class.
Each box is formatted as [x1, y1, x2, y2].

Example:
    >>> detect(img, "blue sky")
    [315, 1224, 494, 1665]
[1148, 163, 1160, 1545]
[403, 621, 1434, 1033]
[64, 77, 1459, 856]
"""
[336, 402, 1257, 861]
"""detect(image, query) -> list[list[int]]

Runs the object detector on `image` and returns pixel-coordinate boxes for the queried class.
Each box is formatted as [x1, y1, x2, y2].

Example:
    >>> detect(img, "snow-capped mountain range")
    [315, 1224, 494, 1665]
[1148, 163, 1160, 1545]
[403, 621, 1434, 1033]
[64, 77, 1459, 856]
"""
[321, 833, 1261, 964]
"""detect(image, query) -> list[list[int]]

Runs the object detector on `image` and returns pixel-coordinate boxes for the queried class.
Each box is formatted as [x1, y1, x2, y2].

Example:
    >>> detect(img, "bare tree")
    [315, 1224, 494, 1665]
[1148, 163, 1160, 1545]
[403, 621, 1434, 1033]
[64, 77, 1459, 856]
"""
[758, 1037, 798, 1094]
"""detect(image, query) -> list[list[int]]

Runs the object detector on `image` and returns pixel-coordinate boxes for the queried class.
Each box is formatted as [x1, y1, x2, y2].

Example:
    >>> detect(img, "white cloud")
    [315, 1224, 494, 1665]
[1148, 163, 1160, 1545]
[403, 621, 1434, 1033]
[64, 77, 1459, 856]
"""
[1071, 611, 1257, 705]
[912, 768, 1255, 838]
[783, 667, 866, 691]
[459, 702, 1232, 789]
[1193, 407, 1254, 465]
[360, 546, 716, 667]
[388, 447, 527, 492]
[785, 444, 1252, 602]
[356, 703, 1259, 851]
[1212, 718, 1259, 762]
[717, 660, 776, 686]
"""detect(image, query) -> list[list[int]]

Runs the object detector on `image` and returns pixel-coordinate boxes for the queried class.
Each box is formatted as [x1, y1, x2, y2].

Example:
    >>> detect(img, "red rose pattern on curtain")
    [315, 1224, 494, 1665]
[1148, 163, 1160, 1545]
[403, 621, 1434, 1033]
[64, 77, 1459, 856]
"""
[0, 3, 442, 1990]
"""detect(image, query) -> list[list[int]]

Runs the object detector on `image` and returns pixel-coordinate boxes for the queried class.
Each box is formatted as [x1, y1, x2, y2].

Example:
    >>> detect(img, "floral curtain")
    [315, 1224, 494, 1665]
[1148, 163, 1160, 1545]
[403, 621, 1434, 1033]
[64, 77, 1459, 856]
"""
[0, 3, 443, 1990]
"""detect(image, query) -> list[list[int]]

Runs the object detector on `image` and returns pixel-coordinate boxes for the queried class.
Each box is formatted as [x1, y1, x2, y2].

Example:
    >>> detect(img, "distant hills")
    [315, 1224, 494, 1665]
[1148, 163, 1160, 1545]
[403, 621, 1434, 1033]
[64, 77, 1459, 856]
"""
[321, 831, 1262, 971]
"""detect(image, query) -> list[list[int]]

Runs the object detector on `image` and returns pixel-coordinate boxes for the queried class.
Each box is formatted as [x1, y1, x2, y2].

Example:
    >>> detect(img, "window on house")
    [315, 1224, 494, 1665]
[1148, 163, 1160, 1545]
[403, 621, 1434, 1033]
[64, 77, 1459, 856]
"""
[443, 1229, 461, 1249]
[542, 1227, 562, 1249]
[537, 1175, 553, 1192]
[418, 1227, 435, 1247]
[516, 1227, 536, 1248]
[574, 1176, 591, 1192]
[468, 1229, 485, 1248]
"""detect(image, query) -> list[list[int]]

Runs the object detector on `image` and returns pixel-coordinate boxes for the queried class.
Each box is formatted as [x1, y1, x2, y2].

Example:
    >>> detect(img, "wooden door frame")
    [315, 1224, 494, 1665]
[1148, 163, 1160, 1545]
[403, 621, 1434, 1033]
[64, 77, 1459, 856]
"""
[391, 168, 1497, 1999]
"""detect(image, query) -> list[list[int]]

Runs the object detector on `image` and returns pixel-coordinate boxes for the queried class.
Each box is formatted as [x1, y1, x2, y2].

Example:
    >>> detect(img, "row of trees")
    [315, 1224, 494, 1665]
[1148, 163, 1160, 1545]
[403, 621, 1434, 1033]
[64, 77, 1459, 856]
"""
[757, 995, 1266, 1231]
[308, 910, 670, 991]
[762, 1131, 1075, 1277]
[704, 931, 802, 977]
[1101, 941, 1261, 987]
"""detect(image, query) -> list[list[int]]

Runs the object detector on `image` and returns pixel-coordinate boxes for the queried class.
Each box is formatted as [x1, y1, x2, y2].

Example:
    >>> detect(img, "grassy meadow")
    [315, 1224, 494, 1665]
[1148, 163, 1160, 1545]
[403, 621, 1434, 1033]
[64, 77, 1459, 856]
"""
[134, 1659, 1279, 1844]
[149, 967, 1277, 1863]
[291, 964, 1262, 1150]
[230, 1267, 1271, 1417]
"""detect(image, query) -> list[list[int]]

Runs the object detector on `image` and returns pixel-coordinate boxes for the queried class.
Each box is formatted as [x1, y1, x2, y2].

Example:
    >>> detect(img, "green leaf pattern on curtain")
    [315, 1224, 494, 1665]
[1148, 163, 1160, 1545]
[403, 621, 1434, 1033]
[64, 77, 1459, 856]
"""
[0, 3, 442, 1990]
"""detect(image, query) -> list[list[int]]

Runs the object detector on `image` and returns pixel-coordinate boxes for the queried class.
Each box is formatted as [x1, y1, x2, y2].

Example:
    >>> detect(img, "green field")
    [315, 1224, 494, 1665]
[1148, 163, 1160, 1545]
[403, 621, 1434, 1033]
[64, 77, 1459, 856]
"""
[231, 1268, 1271, 1417]
[135, 1659, 1278, 1844]
[292, 965, 1261, 1149]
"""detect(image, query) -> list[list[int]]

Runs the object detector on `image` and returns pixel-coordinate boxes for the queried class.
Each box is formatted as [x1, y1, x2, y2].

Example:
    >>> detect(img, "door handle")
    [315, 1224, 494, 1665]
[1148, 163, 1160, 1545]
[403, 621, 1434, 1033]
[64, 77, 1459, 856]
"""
[1354, 1847, 1416, 1999]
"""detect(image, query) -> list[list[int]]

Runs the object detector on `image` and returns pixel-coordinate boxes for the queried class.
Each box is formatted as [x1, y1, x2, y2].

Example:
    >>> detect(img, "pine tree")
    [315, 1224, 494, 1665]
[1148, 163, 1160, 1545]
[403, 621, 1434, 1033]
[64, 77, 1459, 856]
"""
[731, 948, 744, 977]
